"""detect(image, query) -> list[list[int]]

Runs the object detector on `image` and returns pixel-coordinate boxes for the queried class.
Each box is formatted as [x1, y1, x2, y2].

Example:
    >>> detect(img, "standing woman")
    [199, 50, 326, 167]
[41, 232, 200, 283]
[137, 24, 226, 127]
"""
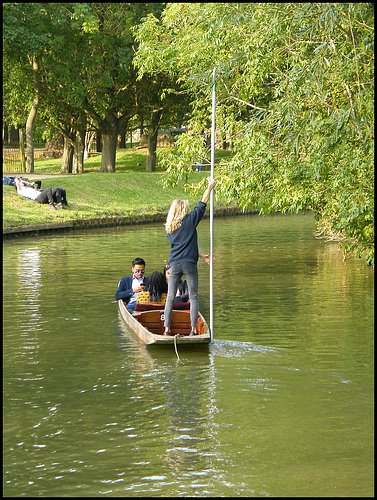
[163, 178, 216, 336]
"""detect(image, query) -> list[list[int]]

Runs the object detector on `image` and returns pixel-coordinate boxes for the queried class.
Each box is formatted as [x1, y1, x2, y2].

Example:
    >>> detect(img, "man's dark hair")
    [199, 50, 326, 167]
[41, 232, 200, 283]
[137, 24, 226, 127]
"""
[132, 257, 145, 267]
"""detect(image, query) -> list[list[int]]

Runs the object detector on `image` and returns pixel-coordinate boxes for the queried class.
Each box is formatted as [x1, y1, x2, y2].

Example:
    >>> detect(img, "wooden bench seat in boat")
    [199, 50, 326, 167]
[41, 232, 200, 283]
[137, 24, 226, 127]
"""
[133, 310, 164, 334]
[133, 309, 192, 336]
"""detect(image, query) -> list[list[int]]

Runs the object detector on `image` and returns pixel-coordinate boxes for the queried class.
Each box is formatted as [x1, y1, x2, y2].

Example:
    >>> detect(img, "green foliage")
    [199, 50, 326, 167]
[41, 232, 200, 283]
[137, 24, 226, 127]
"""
[134, 2, 374, 266]
[3, 3, 168, 167]
[157, 132, 207, 187]
[3, 3, 55, 127]
[4, 3, 373, 265]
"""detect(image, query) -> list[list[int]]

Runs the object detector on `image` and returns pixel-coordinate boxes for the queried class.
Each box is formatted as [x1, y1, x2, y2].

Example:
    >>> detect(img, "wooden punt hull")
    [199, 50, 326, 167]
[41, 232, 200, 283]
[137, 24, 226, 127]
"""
[118, 299, 211, 345]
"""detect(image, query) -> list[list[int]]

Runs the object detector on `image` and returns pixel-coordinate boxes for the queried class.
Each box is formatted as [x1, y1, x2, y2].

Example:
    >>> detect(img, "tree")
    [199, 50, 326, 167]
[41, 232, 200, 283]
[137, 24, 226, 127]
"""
[3, 3, 53, 173]
[134, 74, 192, 171]
[3, 56, 29, 173]
[134, 3, 374, 266]
[65, 2, 166, 172]
[35, 3, 92, 174]
[25, 54, 40, 173]
[4, 2, 166, 174]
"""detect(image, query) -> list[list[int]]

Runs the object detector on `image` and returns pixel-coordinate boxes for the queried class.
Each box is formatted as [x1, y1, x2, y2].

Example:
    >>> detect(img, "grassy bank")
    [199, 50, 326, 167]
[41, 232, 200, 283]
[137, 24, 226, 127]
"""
[3, 148, 233, 227]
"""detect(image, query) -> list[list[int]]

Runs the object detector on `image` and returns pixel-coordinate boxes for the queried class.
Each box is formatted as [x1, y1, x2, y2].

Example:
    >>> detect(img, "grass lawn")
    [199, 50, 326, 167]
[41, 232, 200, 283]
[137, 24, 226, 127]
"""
[3, 148, 233, 227]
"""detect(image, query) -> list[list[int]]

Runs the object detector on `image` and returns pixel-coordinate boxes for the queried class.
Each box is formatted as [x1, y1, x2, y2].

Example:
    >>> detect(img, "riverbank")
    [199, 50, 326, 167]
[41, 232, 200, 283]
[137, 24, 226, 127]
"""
[3, 147, 241, 232]
[3, 206, 255, 239]
[3, 167, 255, 239]
[3, 173, 216, 225]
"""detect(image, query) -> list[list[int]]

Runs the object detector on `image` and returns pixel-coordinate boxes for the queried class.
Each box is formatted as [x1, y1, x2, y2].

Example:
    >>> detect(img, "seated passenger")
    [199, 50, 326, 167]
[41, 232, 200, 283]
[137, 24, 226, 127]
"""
[135, 270, 191, 312]
[115, 257, 147, 314]
[136, 271, 168, 306]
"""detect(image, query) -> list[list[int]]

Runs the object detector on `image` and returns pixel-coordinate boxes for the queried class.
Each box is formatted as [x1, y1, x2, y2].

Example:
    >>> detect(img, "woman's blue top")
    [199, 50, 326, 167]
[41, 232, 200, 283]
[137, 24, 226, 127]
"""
[167, 201, 206, 264]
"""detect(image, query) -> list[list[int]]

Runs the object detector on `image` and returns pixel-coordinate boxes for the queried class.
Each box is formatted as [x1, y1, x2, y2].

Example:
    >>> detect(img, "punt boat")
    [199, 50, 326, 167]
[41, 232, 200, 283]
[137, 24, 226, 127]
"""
[118, 299, 211, 345]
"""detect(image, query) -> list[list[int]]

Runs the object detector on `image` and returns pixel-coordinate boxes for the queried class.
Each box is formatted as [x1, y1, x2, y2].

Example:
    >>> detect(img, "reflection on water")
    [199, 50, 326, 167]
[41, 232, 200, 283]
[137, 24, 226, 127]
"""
[3, 213, 374, 496]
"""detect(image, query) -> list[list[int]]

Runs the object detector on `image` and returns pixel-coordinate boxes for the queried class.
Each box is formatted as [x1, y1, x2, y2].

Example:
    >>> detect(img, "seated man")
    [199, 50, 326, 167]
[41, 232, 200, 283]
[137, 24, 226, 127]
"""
[14, 177, 68, 209]
[115, 258, 147, 314]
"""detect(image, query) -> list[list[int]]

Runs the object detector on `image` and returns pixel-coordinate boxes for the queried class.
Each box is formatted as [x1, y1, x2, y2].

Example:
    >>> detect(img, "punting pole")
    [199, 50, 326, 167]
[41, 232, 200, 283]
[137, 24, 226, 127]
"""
[210, 67, 216, 343]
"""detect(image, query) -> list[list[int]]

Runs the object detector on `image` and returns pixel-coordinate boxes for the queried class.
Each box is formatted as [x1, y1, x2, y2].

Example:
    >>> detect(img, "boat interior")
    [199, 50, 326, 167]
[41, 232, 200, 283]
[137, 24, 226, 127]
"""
[133, 308, 208, 337]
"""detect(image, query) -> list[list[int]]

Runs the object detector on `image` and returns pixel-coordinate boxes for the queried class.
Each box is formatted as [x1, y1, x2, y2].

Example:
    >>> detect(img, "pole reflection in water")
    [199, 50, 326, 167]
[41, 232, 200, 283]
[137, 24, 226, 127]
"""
[3, 213, 374, 497]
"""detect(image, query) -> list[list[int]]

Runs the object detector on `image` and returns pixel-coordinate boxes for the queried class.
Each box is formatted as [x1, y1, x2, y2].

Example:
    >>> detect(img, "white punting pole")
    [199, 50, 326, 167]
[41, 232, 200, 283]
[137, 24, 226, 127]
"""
[210, 67, 216, 342]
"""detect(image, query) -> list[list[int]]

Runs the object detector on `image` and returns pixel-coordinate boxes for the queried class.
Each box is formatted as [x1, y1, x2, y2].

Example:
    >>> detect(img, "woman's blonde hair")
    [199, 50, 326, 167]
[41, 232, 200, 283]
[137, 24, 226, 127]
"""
[165, 199, 190, 234]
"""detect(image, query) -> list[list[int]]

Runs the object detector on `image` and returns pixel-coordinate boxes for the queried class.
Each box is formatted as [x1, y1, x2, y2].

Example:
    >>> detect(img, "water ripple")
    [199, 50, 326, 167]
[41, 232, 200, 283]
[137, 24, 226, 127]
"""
[210, 339, 281, 357]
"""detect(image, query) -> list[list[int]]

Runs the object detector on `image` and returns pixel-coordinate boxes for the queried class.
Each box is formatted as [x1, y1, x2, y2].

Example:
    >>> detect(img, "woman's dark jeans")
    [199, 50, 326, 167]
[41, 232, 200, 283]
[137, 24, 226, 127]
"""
[164, 261, 199, 329]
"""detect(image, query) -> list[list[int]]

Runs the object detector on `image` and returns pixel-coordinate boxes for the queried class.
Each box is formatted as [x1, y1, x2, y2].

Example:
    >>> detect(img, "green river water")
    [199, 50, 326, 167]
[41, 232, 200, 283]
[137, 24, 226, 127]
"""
[3, 213, 374, 496]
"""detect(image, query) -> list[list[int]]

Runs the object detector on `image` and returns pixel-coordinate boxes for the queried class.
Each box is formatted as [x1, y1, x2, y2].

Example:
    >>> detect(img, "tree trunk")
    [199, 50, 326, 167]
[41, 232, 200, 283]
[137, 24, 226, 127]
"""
[72, 130, 85, 174]
[222, 133, 227, 150]
[61, 128, 85, 173]
[9, 125, 18, 146]
[3, 123, 9, 144]
[100, 112, 118, 172]
[100, 132, 117, 172]
[96, 133, 102, 152]
[61, 132, 73, 173]
[61, 142, 74, 173]
[119, 130, 126, 148]
[26, 55, 40, 173]
[146, 132, 158, 172]
[19, 127, 26, 173]
[146, 109, 163, 172]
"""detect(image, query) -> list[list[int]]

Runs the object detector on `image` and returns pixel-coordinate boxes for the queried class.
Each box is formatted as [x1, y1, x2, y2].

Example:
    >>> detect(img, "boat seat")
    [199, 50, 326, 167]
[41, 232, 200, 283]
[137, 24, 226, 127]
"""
[170, 310, 192, 335]
[134, 309, 193, 336]
[134, 310, 164, 334]
[172, 301, 190, 310]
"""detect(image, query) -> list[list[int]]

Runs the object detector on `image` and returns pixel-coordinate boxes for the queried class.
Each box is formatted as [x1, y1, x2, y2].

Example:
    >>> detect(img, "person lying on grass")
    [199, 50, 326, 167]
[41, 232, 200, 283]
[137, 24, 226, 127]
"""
[14, 177, 68, 210]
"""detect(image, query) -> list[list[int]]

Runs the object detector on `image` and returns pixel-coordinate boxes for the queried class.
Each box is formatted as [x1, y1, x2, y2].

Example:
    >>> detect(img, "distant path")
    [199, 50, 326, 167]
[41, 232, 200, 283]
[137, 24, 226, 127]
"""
[5, 173, 72, 179]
